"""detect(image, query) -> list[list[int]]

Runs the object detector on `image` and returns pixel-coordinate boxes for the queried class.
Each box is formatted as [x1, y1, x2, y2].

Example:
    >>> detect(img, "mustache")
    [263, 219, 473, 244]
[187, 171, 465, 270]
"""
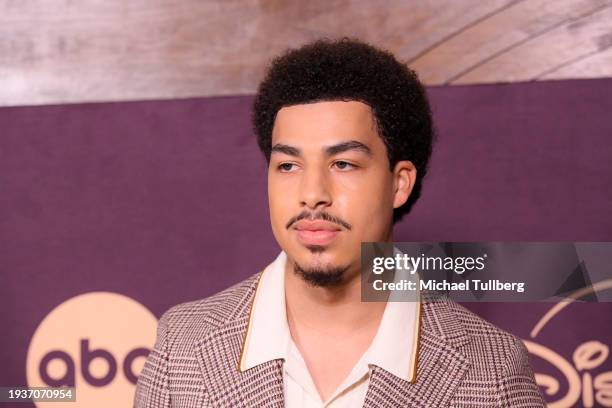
[286, 211, 352, 230]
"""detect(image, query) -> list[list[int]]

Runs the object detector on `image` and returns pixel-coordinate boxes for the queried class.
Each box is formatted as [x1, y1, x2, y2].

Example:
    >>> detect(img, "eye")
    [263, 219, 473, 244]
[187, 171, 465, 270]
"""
[277, 162, 297, 172]
[333, 160, 357, 170]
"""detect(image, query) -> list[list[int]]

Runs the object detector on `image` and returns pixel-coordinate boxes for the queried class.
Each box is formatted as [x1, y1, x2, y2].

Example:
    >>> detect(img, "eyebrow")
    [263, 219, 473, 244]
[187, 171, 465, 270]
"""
[270, 140, 373, 158]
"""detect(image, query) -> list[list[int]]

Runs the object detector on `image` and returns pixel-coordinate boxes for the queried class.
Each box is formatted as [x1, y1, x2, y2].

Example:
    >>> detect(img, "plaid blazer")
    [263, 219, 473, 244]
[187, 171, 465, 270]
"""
[134, 272, 545, 407]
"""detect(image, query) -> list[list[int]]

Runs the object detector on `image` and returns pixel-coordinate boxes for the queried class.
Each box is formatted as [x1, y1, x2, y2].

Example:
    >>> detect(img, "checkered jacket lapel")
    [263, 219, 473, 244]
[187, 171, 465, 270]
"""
[194, 276, 285, 407]
[362, 294, 471, 407]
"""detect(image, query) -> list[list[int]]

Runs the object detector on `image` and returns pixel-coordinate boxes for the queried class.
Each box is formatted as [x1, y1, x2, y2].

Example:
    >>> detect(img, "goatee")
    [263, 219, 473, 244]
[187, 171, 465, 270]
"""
[293, 261, 350, 287]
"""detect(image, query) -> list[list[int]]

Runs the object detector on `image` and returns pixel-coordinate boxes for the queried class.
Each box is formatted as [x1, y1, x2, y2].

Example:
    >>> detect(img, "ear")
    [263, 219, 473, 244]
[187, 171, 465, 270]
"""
[392, 160, 417, 209]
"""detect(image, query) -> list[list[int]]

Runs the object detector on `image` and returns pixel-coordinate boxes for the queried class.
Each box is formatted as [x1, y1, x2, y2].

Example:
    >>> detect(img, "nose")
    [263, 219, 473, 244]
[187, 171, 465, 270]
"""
[299, 165, 332, 211]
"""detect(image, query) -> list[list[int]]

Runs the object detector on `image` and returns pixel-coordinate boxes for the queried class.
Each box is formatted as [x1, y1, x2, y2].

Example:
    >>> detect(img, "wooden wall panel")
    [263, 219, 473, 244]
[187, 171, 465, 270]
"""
[409, 0, 610, 84]
[540, 46, 612, 79]
[0, 0, 611, 107]
[452, 3, 612, 84]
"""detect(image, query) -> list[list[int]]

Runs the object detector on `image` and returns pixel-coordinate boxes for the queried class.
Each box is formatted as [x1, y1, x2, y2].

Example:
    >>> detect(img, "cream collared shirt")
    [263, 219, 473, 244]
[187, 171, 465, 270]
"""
[239, 251, 421, 408]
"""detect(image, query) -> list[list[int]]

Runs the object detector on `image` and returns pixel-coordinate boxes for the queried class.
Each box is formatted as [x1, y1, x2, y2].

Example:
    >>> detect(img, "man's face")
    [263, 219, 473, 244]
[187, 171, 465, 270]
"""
[267, 100, 414, 286]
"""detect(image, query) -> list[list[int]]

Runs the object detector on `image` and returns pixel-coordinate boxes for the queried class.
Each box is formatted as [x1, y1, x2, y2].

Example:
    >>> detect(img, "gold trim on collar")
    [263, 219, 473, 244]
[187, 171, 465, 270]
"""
[408, 272, 423, 383]
[237, 268, 266, 373]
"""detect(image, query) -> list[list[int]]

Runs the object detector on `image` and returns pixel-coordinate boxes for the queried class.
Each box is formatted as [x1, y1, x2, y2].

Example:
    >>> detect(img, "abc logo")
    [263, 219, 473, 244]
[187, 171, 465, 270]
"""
[26, 292, 158, 408]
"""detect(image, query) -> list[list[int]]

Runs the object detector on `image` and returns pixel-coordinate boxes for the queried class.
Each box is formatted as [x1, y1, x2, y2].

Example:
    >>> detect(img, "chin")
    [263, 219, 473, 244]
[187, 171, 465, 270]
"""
[287, 247, 354, 287]
[293, 259, 349, 287]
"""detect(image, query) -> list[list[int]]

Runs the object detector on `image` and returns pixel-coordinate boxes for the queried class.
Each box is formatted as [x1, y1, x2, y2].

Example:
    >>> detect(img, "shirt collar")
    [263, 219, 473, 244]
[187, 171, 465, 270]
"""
[365, 283, 421, 382]
[239, 250, 290, 371]
[239, 249, 421, 382]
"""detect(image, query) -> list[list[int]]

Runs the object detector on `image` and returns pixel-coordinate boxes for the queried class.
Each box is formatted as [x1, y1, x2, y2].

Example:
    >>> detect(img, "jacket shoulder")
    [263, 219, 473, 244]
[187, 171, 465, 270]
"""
[451, 300, 523, 347]
[160, 273, 260, 342]
[451, 301, 544, 405]
[446, 300, 533, 376]
[451, 301, 519, 344]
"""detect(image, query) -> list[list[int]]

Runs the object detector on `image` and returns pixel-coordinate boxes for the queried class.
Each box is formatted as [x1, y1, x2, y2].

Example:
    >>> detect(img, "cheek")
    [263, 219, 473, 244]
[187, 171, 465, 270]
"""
[335, 171, 394, 232]
[268, 176, 294, 237]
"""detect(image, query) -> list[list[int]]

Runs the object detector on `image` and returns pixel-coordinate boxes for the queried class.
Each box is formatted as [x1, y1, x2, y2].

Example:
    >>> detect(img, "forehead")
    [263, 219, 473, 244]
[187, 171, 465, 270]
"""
[271, 100, 379, 146]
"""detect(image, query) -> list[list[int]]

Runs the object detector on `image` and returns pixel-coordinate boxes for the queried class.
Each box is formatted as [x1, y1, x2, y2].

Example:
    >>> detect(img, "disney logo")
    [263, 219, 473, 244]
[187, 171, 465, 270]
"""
[526, 280, 612, 408]
[525, 340, 612, 407]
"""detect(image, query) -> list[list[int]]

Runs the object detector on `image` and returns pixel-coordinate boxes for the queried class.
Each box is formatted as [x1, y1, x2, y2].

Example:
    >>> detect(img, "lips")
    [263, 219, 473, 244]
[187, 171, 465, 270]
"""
[293, 220, 341, 246]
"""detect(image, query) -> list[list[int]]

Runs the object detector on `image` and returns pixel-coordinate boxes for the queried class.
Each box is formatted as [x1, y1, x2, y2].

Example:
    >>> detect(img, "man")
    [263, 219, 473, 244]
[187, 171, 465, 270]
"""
[134, 38, 544, 407]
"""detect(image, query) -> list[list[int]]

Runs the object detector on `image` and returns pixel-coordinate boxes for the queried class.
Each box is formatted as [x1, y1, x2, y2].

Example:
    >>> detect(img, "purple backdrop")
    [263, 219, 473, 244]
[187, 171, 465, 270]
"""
[1, 78, 611, 407]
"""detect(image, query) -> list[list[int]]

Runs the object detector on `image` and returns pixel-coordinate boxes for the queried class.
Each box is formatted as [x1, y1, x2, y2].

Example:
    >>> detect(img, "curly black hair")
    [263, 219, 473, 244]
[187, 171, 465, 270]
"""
[252, 37, 434, 223]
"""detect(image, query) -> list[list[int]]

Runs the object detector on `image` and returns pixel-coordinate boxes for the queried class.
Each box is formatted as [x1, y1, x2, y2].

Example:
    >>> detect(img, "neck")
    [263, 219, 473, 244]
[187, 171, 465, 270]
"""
[284, 256, 387, 335]
[284, 228, 394, 334]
